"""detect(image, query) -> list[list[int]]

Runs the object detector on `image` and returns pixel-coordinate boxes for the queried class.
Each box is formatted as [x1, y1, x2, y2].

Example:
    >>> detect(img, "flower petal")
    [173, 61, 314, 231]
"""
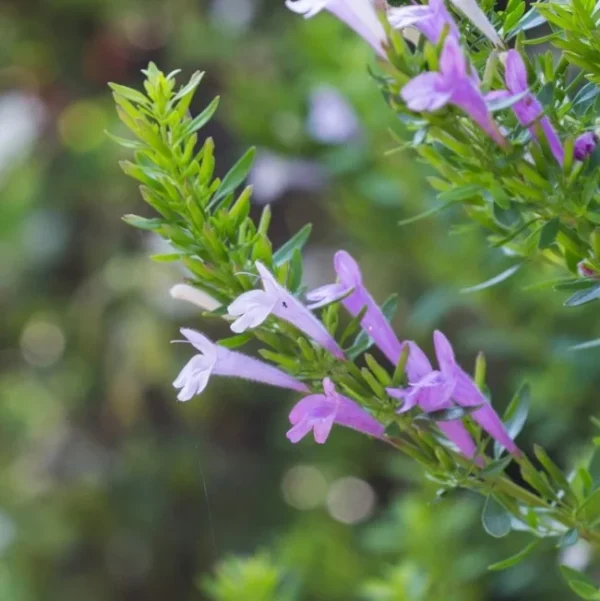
[505, 50, 528, 93]
[402, 72, 451, 112]
[433, 330, 456, 377]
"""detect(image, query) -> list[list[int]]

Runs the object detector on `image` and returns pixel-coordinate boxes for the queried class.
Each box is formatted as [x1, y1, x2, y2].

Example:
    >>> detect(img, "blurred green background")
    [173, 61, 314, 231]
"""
[1, 1, 599, 599]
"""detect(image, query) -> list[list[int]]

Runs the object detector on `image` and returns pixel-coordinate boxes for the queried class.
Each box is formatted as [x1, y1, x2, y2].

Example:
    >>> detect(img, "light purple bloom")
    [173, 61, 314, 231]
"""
[387, 331, 519, 457]
[307, 251, 438, 383]
[307, 85, 360, 144]
[228, 262, 345, 359]
[487, 50, 563, 165]
[287, 377, 385, 443]
[401, 36, 505, 146]
[173, 329, 309, 401]
[574, 132, 597, 161]
[286, 0, 388, 58]
[388, 0, 459, 44]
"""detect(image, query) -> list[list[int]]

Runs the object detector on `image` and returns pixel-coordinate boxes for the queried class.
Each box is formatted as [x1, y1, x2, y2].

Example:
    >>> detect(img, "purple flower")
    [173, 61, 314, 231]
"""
[173, 329, 309, 401]
[286, 0, 388, 58]
[228, 262, 345, 359]
[574, 132, 598, 161]
[447, 0, 503, 47]
[287, 377, 385, 443]
[488, 50, 563, 165]
[388, 0, 459, 44]
[401, 36, 505, 146]
[388, 331, 519, 457]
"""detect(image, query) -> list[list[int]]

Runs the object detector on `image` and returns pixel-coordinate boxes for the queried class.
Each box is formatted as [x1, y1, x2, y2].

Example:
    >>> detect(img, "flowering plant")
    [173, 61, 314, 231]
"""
[109, 0, 600, 594]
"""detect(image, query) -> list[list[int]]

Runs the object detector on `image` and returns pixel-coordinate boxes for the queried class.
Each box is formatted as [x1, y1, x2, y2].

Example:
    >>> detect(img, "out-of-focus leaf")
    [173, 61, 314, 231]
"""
[482, 496, 512, 538]
[488, 541, 539, 571]
[461, 264, 521, 294]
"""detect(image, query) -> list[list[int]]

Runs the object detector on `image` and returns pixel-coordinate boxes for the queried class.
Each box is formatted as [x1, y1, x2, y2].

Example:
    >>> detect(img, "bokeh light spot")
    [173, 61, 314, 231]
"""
[326, 477, 376, 524]
[281, 464, 327, 510]
[20, 318, 66, 368]
[58, 101, 107, 152]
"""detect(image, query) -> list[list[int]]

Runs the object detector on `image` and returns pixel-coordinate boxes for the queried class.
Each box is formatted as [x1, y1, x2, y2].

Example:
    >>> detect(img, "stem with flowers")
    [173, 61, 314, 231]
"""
[109, 55, 600, 592]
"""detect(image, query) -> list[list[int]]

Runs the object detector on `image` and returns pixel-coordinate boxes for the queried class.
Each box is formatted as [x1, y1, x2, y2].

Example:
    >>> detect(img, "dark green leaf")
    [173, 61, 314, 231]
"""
[488, 541, 539, 571]
[539, 218, 559, 249]
[421, 405, 483, 422]
[217, 333, 253, 349]
[482, 496, 512, 538]
[560, 566, 600, 600]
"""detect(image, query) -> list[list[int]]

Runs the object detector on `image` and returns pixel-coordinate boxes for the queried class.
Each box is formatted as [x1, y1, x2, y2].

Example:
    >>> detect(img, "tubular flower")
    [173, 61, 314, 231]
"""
[488, 50, 563, 164]
[173, 329, 309, 401]
[287, 378, 385, 443]
[448, 0, 503, 47]
[285, 0, 388, 58]
[401, 36, 505, 146]
[387, 331, 519, 457]
[388, 0, 459, 44]
[574, 132, 598, 161]
[228, 262, 345, 359]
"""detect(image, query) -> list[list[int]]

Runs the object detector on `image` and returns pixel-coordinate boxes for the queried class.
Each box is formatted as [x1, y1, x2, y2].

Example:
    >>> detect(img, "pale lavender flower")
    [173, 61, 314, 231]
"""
[574, 132, 597, 161]
[387, 331, 519, 457]
[487, 50, 563, 164]
[388, 0, 459, 44]
[401, 36, 505, 146]
[307, 85, 360, 144]
[286, 0, 388, 58]
[228, 262, 345, 359]
[173, 328, 309, 401]
[287, 377, 385, 443]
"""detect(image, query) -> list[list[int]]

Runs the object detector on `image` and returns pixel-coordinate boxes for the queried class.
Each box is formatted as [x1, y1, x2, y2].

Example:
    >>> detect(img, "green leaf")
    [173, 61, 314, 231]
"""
[172, 70, 204, 103]
[534, 444, 574, 501]
[122, 214, 163, 230]
[178, 96, 220, 141]
[482, 496, 512, 538]
[557, 528, 579, 548]
[488, 541, 539, 571]
[217, 333, 253, 349]
[577, 488, 600, 524]
[108, 83, 151, 106]
[437, 184, 483, 202]
[539, 218, 560, 249]
[560, 566, 600, 600]
[480, 455, 513, 477]
[461, 264, 521, 294]
[487, 90, 530, 112]
[564, 284, 600, 307]
[273, 224, 312, 265]
[209, 147, 256, 210]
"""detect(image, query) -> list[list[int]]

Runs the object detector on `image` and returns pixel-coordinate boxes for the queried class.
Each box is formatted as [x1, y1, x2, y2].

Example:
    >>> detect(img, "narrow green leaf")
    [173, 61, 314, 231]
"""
[398, 202, 453, 226]
[482, 496, 512, 538]
[178, 96, 220, 141]
[533, 444, 574, 501]
[564, 284, 600, 307]
[494, 383, 530, 458]
[273, 224, 312, 266]
[480, 455, 513, 477]
[420, 405, 483, 422]
[217, 333, 253, 349]
[108, 83, 151, 106]
[209, 147, 256, 210]
[122, 214, 163, 230]
[488, 541, 539, 571]
[461, 264, 521, 294]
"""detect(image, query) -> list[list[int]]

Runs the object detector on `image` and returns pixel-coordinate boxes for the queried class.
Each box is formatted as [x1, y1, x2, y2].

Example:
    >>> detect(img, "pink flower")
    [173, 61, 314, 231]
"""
[387, 331, 519, 457]
[287, 378, 385, 443]
[488, 50, 563, 164]
[173, 329, 309, 401]
[286, 0, 388, 58]
[388, 0, 459, 44]
[228, 262, 345, 359]
[401, 36, 505, 146]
